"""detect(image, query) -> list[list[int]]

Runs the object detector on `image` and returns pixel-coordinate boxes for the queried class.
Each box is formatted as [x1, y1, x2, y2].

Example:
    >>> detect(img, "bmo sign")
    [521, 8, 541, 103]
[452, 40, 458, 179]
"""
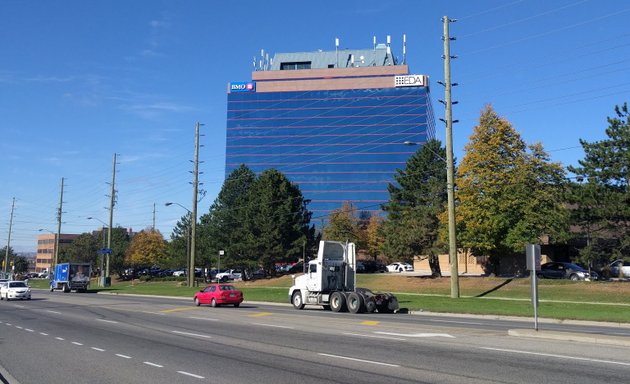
[394, 75, 428, 88]
[230, 81, 256, 92]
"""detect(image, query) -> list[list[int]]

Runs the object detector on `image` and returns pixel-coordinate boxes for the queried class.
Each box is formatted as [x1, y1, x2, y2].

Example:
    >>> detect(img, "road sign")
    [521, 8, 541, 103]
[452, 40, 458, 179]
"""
[99, 248, 113, 254]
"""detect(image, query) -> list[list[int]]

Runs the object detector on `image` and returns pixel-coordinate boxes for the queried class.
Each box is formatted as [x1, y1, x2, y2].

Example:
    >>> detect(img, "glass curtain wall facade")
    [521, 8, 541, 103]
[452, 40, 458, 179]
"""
[226, 55, 435, 221]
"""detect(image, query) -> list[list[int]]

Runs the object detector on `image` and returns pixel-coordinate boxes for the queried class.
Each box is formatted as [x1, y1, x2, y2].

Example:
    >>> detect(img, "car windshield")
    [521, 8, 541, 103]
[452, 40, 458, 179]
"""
[9, 282, 27, 288]
[566, 263, 586, 270]
[219, 285, 236, 291]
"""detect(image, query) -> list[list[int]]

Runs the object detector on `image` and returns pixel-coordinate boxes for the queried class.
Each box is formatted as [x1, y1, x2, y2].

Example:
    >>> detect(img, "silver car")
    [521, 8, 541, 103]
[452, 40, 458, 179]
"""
[1, 280, 32, 301]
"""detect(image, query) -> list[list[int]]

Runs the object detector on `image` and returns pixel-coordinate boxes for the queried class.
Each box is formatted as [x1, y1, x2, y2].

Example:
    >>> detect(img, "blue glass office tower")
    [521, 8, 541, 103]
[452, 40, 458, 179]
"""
[226, 43, 435, 220]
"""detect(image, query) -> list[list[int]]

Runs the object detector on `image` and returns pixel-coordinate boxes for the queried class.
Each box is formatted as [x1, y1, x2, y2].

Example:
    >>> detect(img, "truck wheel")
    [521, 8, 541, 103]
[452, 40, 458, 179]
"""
[330, 292, 346, 312]
[63, 284, 71, 293]
[347, 292, 365, 314]
[365, 300, 376, 313]
[292, 291, 305, 310]
[377, 303, 394, 313]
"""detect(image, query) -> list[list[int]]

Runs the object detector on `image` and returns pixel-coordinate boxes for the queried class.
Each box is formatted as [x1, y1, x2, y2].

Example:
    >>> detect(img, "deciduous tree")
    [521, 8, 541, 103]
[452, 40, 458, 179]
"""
[125, 228, 167, 267]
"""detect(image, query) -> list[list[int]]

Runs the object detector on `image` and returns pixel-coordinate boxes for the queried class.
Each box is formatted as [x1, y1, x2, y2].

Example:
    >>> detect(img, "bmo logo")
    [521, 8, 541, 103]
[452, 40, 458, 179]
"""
[394, 75, 428, 87]
[230, 81, 256, 92]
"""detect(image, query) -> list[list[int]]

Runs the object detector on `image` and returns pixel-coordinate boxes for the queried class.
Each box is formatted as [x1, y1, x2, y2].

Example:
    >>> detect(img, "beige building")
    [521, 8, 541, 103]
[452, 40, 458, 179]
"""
[35, 233, 79, 273]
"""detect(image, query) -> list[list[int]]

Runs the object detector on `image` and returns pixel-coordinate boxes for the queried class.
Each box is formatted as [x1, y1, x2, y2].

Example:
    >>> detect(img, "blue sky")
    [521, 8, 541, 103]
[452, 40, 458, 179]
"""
[2, 0, 629, 252]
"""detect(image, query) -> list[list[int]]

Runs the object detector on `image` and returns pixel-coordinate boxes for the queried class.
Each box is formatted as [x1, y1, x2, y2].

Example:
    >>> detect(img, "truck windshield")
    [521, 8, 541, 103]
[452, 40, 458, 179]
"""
[323, 243, 345, 260]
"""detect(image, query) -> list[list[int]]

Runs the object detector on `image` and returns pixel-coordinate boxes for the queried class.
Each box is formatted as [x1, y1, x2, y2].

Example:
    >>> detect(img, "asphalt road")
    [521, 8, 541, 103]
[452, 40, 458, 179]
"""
[1, 291, 629, 384]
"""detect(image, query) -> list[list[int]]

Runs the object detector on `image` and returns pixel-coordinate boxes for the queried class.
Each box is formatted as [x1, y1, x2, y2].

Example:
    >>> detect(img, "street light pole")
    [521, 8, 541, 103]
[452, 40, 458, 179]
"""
[87, 217, 109, 287]
[165, 202, 194, 287]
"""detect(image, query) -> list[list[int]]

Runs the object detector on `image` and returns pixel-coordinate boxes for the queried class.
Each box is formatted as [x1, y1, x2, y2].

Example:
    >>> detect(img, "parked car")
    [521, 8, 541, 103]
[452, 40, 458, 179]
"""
[537, 262, 598, 281]
[1, 280, 32, 301]
[172, 270, 186, 277]
[609, 259, 630, 278]
[386, 262, 414, 273]
[193, 284, 243, 307]
[362, 260, 388, 273]
[215, 269, 242, 282]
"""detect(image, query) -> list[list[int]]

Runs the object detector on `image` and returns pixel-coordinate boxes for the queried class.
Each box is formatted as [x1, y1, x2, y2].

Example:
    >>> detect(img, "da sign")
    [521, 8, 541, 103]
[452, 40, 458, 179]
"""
[394, 75, 428, 88]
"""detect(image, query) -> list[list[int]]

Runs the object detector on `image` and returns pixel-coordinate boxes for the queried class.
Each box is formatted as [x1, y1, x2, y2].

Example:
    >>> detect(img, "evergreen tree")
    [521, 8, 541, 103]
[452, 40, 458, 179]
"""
[568, 103, 630, 264]
[244, 169, 314, 275]
[381, 139, 447, 274]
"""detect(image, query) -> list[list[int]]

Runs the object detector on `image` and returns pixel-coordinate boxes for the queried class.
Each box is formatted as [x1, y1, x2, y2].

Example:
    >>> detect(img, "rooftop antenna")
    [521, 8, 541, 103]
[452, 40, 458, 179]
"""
[335, 37, 339, 68]
[350, 54, 355, 67]
[403, 33, 407, 65]
[269, 57, 273, 70]
[253, 55, 257, 71]
[373, 35, 377, 66]
[265, 53, 269, 71]
[386, 35, 392, 65]
[260, 49, 265, 71]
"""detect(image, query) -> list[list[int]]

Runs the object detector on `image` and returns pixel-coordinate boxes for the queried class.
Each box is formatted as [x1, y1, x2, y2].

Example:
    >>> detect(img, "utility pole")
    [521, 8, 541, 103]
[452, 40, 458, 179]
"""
[3, 197, 15, 276]
[189, 122, 202, 287]
[152, 203, 156, 230]
[442, 16, 460, 298]
[106, 153, 117, 286]
[55, 178, 64, 268]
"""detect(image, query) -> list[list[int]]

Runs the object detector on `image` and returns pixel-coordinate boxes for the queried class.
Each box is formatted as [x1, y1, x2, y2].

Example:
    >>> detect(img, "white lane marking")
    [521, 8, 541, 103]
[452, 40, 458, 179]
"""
[15, 326, 23, 329]
[91, 347, 105, 352]
[171, 330, 212, 339]
[47, 310, 62, 314]
[55, 337, 65, 341]
[25, 328, 34, 332]
[251, 323, 295, 329]
[144, 362, 163, 368]
[188, 317, 219, 322]
[96, 319, 119, 324]
[5, 323, 12, 326]
[318, 353, 400, 367]
[116, 354, 132, 359]
[40, 332, 48, 336]
[427, 319, 484, 326]
[177, 371, 205, 379]
[14, 305, 25, 308]
[480, 347, 630, 367]
[72, 342, 83, 346]
[343, 332, 406, 341]
[375, 331, 455, 338]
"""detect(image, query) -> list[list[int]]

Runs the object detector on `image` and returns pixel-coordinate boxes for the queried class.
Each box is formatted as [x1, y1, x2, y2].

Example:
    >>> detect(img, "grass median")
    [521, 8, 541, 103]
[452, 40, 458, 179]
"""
[30, 274, 630, 323]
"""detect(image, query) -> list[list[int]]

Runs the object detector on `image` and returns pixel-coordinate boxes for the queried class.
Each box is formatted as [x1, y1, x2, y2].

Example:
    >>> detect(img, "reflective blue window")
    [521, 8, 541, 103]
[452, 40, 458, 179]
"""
[226, 87, 436, 219]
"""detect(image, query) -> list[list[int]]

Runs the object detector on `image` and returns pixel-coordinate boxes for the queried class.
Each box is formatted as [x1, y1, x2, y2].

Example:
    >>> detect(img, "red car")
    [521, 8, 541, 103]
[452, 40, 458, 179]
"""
[193, 284, 243, 307]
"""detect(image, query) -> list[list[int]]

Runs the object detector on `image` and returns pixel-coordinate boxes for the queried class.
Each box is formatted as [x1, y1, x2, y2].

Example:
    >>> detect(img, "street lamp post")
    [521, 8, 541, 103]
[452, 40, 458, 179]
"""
[87, 217, 109, 287]
[165, 202, 195, 287]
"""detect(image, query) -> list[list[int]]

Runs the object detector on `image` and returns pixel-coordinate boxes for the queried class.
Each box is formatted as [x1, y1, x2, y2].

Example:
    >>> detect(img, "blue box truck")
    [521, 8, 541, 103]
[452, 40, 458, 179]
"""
[50, 263, 91, 293]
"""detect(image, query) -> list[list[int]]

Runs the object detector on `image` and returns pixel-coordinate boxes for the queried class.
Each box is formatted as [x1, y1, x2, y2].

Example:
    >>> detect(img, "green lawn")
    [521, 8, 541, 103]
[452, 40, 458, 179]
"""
[28, 276, 630, 323]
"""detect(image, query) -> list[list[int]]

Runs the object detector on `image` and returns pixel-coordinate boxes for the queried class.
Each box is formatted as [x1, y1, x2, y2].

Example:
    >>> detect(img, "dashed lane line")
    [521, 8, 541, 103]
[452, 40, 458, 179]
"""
[55, 337, 65, 341]
[116, 354, 132, 359]
[160, 307, 198, 313]
[96, 319, 119, 324]
[188, 317, 219, 322]
[171, 330, 213, 339]
[318, 353, 400, 367]
[144, 362, 163, 368]
[91, 347, 106, 352]
[71, 342, 83, 346]
[251, 323, 294, 329]
[361, 320, 380, 326]
[480, 347, 630, 367]
[177, 371, 205, 379]
[375, 331, 455, 338]
[46, 310, 62, 314]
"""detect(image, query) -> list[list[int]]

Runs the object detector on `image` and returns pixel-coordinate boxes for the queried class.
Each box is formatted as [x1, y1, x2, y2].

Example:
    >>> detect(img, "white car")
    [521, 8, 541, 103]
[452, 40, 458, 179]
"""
[610, 260, 630, 278]
[172, 270, 186, 277]
[216, 269, 242, 281]
[386, 262, 414, 273]
[1, 280, 32, 301]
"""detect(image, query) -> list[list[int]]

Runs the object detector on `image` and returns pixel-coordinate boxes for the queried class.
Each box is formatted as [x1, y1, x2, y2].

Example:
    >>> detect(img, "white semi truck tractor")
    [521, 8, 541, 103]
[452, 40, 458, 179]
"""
[289, 240, 399, 313]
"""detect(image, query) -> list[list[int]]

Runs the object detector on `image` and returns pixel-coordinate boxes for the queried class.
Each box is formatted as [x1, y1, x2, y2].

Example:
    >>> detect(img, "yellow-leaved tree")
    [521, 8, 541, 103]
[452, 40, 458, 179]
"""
[126, 228, 168, 267]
